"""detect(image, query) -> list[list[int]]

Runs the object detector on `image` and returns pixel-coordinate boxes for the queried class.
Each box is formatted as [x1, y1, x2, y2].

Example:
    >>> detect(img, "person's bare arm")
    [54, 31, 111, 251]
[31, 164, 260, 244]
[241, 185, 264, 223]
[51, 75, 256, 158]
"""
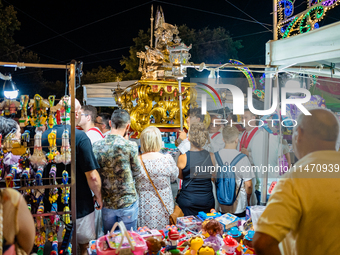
[285, 152, 291, 168]
[253, 232, 281, 255]
[177, 154, 187, 179]
[16, 197, 35, 254]
[85, 170, 103, 209]
[244, 179, 252, 206]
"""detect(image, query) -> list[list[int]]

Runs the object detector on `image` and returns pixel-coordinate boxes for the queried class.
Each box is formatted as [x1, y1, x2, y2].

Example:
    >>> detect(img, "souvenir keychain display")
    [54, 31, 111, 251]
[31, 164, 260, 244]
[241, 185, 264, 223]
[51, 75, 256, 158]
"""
[55, 129, 71, 165]
[30, 131, 47, 168]
[47, 130, 59, 162]
[48, 95, 56, 129]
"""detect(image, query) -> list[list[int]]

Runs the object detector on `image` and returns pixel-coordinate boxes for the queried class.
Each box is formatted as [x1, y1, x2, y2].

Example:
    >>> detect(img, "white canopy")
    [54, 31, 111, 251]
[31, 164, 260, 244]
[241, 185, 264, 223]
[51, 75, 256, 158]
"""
[83, 80, 138, 106]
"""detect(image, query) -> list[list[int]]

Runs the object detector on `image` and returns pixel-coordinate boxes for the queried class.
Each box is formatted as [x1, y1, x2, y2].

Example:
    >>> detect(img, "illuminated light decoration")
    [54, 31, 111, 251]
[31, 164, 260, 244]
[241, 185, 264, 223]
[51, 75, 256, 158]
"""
[197, 82, 223, 106]
[278, 0, 294, 20]
[300, 6, 324, 34]
[254, 89, 265, 100]
[229, 59, 257, 91]
[278, 0, 340, 39]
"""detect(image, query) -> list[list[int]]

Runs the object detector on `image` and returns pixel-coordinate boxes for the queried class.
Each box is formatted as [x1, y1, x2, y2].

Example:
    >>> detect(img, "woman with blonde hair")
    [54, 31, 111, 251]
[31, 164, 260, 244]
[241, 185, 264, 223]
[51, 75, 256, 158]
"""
[136, 126, 178, 229]
[177, 123, 215, 216]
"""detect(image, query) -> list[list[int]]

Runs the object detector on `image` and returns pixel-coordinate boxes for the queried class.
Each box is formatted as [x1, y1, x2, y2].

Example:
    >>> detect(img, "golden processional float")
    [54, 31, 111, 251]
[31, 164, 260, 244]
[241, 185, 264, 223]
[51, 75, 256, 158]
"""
[112, 7, 202, 138]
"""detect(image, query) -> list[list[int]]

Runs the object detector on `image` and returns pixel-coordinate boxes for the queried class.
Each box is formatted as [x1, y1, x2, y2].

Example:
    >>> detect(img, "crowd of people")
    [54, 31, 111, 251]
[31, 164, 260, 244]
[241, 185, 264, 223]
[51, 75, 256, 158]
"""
[1, 99, 340, 255]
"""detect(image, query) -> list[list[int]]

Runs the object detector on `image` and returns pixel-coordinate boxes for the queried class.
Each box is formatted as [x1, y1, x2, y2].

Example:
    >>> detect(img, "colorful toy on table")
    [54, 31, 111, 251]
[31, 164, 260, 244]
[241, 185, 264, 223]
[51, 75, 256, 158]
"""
[243, 231, 255, 255]
[184, 236, 204, 255]
[198, 209, 222, 221]
[165, 228, 180, 253]
[200, 220, 210, 238]
[201, 219, 223, 252]
[146, 236, 166, 255]
[227, 227, 243, 243]
[55, 129, 71, 165]
[197, 244, 215, 255]
[215, 213, 240, 232]
[29, 131, 47, 168]
[137, 227, 163, 240]
[88, 240, 97, 255]
[177, 216, 202, 232]
[222, 235, 238, 255]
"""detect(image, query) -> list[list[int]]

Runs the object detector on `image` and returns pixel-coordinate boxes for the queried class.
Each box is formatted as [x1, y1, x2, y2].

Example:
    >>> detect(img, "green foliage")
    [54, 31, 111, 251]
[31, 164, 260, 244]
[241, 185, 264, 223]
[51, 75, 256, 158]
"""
[82, 66, 123, 84]
[120, 29, 151, 80]
[0, 0, 22, 61]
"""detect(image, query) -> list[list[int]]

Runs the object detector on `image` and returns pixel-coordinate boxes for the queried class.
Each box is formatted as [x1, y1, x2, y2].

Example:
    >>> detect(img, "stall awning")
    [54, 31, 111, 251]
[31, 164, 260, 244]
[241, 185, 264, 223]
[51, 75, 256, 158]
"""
[83, 80, 138, 106]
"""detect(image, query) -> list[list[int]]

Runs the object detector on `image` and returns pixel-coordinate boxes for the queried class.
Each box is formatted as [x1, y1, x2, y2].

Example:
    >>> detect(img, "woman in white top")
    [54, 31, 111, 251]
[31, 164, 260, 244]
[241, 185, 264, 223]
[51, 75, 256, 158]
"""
[136, 126, 179, 229]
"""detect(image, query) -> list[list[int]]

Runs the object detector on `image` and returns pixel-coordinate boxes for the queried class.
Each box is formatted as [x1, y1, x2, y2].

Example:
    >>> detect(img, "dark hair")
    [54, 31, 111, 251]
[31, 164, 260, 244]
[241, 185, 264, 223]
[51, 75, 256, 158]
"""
[111, 109, 130, 129]
[82, 105, 97, 124]
[0, 117, 19, 137]
[99, 113, 111, 130]
[187, 108, 204, 122]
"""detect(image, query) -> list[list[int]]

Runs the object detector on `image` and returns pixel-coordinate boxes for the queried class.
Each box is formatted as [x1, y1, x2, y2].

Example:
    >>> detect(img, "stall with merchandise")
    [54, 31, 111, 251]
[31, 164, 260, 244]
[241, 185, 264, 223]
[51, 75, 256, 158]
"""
[0, 61, 79, 254]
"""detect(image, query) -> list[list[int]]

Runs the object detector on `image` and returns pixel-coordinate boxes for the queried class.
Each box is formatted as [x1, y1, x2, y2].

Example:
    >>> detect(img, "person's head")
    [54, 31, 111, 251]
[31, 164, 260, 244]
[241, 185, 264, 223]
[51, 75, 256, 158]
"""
[140, 126, 162, 153]
[189, 122, 210, 149]
[293, 108, 339, 159]
[96, 113, 111, 133]
[0, 116, 21, 140]
[209, 113, 223, 133]
[187, 108, 204, 127]
[242, 109, 256, 129]
[78, 105, 97, 129]
[110, 109, 130, 135]
[222, 126, 239, 148]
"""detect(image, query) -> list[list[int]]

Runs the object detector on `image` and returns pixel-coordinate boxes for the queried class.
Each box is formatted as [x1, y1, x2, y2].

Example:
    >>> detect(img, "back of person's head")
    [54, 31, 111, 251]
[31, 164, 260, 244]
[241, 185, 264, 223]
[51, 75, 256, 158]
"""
[81, 105, 97, 124]
[100, 113, 111, 130]
[140, 126, 162, 153]
[111, 109, 130, 129]
[0, 117, 18, 137]
[188, 108, 204, 122]
[232, 114, 238, 122]
[189, 122, 210, 148]
[222, 126, 239, 144]
[296, 108, 339, 142]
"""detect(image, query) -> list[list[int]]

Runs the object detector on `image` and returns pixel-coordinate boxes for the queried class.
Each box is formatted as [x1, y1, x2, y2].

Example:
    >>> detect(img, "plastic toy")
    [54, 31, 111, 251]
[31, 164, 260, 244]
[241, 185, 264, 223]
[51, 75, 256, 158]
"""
[184, 236, 204, 255]
[177, 216, 202, 232]
[197, 245, 215, 255]
[202, 219, 223, 251]
[222, 236, 238, 255]
[165, 228, 180, 252]
[243, 231, 254, 250]
[5, 173, 14, 188]
[137, 227, 163, 240]
[198, 209, 222, 221]
[201, 220, 210, 238]
[0, 99, 20, 117]
[29, 131, 47, 168]
[215, 213, 240, 232]
[146, 236, 165, 255]
[55, 129, 71, 164]
[227, 227, 243, 243]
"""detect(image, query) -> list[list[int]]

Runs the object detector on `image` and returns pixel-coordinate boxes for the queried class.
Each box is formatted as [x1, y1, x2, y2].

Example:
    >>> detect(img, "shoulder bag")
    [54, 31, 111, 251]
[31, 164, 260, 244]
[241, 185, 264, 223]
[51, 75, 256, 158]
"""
[139, 155, 183, 225]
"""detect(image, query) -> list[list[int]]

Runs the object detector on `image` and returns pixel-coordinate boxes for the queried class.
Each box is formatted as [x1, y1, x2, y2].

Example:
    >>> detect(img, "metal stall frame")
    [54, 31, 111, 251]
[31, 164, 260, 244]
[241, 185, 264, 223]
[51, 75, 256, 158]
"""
[0, 61, 77, 251]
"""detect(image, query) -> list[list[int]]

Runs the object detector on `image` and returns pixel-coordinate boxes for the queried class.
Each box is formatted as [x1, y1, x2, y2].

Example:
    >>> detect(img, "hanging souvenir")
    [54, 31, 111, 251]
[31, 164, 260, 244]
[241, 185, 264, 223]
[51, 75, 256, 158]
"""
[29, 94, 49, 127]
[19, 95, 30, 127]
[36, 166, 44, 186]
[48, 95, 56, 129]
[0, 134, 4, 178]
[61, 170, 70, 224]
[47, 130, 59, 162]
[55, 129, 71, 164]
[29, 131, 47, 168]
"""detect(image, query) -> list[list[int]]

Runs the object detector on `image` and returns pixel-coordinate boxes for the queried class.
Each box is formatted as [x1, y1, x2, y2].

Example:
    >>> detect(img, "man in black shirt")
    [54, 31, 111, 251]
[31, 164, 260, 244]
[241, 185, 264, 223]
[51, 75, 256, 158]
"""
[42, 97, 102, 255]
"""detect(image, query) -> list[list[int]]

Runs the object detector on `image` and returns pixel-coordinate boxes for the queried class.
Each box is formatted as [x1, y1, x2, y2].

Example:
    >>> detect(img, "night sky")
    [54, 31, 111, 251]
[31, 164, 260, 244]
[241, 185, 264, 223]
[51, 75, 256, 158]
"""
[2, 0, 340, 82]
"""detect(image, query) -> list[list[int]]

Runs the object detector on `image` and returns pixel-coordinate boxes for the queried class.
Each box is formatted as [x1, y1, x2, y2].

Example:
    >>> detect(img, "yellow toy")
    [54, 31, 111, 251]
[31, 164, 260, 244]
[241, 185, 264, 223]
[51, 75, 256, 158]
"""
[48, 95, 56, 128]
[185, 236, 204, 255]
[29, 94, 49, 127]
[201, 220, 211, 238]
[47, 130, 59, 162]
[19, 95, 29, 127]
[197, 245, 215, 255]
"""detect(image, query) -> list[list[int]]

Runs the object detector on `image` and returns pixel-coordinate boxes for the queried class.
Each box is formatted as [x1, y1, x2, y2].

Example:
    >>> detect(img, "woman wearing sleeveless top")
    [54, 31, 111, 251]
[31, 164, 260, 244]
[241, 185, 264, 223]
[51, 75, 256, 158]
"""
[177, 123, 215, 216]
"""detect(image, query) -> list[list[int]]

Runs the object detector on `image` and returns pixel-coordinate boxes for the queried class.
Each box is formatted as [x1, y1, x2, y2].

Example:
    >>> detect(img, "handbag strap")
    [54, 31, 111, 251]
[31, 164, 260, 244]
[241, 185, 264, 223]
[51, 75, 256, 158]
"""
[139, 155, 171, 216]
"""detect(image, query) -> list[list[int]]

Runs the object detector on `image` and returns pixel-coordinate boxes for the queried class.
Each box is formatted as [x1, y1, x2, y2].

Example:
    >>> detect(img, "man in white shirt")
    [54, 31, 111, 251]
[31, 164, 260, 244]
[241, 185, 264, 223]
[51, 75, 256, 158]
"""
[95, 113, 111, 137]
[208, 113, 225, 153]
[217, 126, 255, 217]
[237, 110, 279, 204]
[78, 105, 104, 144]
